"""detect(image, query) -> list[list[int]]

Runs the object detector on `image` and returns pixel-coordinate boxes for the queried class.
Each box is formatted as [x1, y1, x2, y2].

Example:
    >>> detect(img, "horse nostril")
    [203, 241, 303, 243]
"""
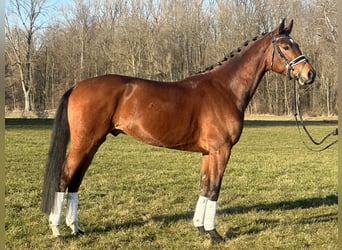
[308, 70, 316, 83]
[309, 70, 316, 81]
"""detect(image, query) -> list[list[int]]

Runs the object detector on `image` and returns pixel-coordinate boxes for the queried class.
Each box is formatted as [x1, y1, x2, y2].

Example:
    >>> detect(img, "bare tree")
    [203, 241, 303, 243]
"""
[4, 0, 337, 116]
[5, 0, 48, 112]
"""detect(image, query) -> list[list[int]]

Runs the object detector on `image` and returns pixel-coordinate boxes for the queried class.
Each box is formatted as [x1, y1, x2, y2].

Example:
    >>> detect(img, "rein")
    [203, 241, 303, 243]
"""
[292, 79, 338, 152]
[270, 32, 337, 151]
[271, 32, 307, 80]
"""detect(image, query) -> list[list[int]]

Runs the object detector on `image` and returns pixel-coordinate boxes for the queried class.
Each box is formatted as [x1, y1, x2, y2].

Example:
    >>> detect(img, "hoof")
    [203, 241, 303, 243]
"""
[196, 227, 225, 243]
[72, 229, 84, 237]
[69, 223, 84, 236]
[197, 226, 206, 235]
[207, 229, 225, 244]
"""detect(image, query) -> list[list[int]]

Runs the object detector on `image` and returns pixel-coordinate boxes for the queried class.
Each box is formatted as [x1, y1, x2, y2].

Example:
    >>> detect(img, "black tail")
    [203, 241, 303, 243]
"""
[41, 87, 74, 214]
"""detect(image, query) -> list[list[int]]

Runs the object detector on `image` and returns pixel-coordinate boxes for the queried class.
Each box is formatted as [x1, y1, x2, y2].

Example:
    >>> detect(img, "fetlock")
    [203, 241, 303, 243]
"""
[50, 224, 61, 238]
[68, 222, 84, 236]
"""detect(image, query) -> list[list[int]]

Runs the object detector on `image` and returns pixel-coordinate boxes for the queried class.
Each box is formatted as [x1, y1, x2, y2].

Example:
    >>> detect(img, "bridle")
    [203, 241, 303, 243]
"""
[270, 32, 338, 151]
[270, 32, 308, 81]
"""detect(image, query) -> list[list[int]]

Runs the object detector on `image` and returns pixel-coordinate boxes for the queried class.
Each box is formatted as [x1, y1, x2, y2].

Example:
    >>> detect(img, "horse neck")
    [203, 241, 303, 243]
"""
[211, 34, 271, 112]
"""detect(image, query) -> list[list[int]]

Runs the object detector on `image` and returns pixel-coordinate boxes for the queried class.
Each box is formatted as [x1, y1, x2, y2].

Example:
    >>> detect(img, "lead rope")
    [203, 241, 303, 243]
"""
[293, 79, 338, 152]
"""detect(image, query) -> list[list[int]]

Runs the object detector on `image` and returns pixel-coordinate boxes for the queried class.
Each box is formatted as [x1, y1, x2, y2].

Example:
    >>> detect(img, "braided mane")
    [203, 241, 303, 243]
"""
[197, 32, 268, 74]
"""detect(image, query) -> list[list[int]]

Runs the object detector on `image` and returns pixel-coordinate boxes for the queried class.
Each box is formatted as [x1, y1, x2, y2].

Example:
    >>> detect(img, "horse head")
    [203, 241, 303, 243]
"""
[269, 19, 316, 85]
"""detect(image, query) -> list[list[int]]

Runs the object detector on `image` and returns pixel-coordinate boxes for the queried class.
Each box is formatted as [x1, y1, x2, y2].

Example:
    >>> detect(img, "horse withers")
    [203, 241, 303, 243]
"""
[41, 19, 315, 243]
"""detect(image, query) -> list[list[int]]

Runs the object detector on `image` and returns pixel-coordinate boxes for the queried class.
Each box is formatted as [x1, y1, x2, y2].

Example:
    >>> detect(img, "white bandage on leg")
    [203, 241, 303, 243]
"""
[49, 192, 65, 225]
[204, 200, 217, 231]
[66, 192, 83, 235]
[193, 196, 208, 227]
[49, 192, 65, 237]
[66, 192, 78, 226]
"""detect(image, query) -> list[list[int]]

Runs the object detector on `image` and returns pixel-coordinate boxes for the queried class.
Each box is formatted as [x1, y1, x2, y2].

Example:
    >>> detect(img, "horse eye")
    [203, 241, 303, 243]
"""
[283, 45, 290, 51]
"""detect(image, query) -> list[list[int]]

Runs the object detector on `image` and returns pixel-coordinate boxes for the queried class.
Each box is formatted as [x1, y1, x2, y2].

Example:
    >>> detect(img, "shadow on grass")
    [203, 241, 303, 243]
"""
[58, 219, 148, 242]
[224, 211, 337, 240]
[225, 218, 280, 239]
[217, 194, 337, 215]
[223, 194, 337, 239]
[150, 194, 337, 225]
[86, 219, 147, 234]
[80, 194, 337, 239]
[152, 194, 337, 239]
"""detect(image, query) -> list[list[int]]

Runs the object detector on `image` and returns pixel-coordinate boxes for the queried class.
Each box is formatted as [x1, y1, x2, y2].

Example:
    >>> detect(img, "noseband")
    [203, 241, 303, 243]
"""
[270, 32, 308, 80]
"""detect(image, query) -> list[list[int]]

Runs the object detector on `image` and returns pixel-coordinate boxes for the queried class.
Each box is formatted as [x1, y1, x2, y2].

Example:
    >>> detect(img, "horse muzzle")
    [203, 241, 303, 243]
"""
[298, 69, 316, 85]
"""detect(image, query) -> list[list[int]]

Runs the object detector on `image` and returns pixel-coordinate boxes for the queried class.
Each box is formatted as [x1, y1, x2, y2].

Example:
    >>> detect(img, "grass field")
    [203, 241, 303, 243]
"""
[5, 119, 338, 249]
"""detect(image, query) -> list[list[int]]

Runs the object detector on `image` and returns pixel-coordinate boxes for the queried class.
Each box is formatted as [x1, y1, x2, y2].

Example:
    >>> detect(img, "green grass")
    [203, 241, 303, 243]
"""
[5, 119, 338, 249]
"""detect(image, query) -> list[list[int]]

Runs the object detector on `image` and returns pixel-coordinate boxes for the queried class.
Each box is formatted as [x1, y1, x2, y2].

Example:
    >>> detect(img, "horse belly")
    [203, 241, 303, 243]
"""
[115, 102, 201, 151]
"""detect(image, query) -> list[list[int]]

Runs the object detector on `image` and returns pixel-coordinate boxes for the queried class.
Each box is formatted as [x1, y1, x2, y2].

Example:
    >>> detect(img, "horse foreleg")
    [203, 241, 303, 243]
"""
[194, 145, 231, 243]
[194, 155, 223, 242]
[193, 156, 210, 231]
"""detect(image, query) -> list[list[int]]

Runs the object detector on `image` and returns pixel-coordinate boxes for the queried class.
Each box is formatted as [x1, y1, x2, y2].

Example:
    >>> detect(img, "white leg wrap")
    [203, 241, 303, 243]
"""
[66, 192, 83, 235]
[49, 192, 65, 226]
[49, 192, 65, 237]
[204, 200, 217, 231]
[66, 192, 78, 226]
[193, 196, 208, 227]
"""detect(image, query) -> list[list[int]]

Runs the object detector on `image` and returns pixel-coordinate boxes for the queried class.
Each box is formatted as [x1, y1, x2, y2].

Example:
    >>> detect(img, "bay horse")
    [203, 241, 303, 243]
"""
[41, 19, 315, 243]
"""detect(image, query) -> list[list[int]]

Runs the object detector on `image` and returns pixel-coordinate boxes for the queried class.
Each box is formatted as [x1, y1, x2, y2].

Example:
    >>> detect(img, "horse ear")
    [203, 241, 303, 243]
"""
[274, 18, 293, 36]
[279, 18, 286, 31]
[274, 18, 286, 36]
[284, 19, 293, 35]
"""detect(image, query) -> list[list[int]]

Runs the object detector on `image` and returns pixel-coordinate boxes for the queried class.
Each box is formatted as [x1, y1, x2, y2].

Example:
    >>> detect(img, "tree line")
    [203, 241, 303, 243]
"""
[5, 0, 337, 116]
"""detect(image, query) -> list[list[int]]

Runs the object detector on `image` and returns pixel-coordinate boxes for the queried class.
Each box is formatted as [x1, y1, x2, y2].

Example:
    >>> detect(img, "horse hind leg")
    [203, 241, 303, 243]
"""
[64, 171, 85, 237]
[64, 153, 97, 236]
[67, 139, 106, 236]
[65, 192, 83, 236]
[48, 191, 84, 237]
[48, 192, 65, 238]
[48, 151, 88, 238]
[49, 138, 105, 237]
